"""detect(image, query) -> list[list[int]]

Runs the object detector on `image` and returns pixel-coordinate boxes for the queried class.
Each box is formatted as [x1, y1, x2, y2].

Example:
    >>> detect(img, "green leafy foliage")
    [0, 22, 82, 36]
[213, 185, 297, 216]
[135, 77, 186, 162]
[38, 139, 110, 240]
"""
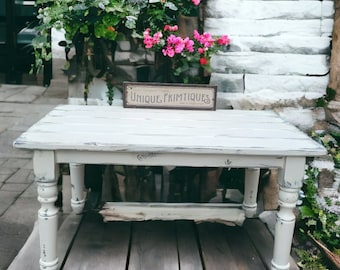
[316, 87, 336, 107]
[298, 166, 340, 254]
[297, 130, 340, 267]
[32, 0, 219, 100]
[295, 249, 329, 270]
[310, 131, 340, 169]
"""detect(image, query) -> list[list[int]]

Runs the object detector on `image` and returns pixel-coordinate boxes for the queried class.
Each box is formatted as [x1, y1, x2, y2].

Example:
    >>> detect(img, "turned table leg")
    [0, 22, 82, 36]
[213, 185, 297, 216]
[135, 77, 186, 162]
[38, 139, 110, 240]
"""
[69, 163, 86, 214]
[34, 151, 59, 270]
[37, 182, 59, 270]
[271, 186, 299, 270]
[243, 168, 260, 217]
[271, 157, 305, 270]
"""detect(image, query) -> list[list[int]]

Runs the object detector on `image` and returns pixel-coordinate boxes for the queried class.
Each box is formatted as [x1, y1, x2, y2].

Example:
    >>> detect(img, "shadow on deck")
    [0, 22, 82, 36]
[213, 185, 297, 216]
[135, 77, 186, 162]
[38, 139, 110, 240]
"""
[9, 210, 298, 270]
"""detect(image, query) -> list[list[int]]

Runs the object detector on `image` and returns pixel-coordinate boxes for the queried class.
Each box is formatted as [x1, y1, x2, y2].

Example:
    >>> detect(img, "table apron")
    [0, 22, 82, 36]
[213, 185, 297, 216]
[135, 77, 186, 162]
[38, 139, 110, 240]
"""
[55, 150, 286, 168]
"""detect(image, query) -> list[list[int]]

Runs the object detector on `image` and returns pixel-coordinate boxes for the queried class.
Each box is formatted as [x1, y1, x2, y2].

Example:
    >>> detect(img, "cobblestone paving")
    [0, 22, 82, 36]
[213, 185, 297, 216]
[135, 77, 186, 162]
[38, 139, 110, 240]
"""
[0, 68, 68, 269]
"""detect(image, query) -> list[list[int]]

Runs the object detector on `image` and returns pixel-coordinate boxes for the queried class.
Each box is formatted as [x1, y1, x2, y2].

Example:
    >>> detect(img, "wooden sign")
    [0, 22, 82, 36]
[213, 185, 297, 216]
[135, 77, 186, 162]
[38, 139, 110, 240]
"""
[123, 82, 217, 110]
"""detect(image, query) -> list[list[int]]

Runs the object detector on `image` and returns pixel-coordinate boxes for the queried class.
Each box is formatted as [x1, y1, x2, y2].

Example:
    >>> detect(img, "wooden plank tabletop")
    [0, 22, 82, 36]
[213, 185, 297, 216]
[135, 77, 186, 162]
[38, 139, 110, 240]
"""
[13, 105, 326, 156]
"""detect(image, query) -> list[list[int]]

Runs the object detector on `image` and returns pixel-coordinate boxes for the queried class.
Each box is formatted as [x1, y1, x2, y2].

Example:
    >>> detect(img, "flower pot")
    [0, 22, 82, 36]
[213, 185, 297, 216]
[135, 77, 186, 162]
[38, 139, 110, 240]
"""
[177, 14, 199, 38]
[68, 68, 123, 106]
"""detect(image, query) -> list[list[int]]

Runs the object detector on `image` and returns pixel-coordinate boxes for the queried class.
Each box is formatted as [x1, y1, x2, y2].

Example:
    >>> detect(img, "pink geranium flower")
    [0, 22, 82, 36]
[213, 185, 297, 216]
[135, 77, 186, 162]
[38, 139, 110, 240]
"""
[192, 0, 201, 5]
[141, 26, 229, 83]
[164, 25, 179, 32]
[217, 35, 230, 45]
[143, 28, 162, 48]
[201, 33, 215, 48]
[193, 30, 215, 48]
[197, 47, 205, 54]
[193, 30, 200, 41]
[183, 37, 194, 52]
[165, 34, 186, 55]
[162, 46, 175, 57]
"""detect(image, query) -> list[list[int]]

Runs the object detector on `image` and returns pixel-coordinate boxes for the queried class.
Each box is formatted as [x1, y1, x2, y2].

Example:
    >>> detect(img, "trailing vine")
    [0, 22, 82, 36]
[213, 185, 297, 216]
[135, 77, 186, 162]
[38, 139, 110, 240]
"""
[298, 167, 340, 250]
[106, 72, 115, 105]
[295, 130, 340, 269]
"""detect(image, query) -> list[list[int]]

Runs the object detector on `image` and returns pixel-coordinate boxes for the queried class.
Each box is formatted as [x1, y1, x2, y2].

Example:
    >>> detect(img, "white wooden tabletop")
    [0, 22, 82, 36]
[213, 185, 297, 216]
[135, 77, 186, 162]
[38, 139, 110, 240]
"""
[13, 105, 326, 156]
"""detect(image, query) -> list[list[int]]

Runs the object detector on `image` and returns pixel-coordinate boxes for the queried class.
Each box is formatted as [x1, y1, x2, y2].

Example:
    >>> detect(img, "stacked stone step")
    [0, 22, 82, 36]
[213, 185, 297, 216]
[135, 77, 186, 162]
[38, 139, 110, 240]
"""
[113, 40, 155, 83]
[205, 0, 334, 131]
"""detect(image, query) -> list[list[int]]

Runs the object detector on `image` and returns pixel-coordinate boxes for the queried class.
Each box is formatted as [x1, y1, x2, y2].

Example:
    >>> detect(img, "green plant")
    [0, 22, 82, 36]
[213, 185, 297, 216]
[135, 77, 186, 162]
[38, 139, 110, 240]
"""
[32, 0, 229, 103]
[296, 164, 340, 269]
[310, 131, 340, 169]
[142, 26, 230, 83]
[33, 0, 147, 104]
[174, 0, 201, 16]
[299, 166, 340, 251]
[316, 87, 336, 107]
[33, 0, 139, 71]
[295, 248, 329, 270]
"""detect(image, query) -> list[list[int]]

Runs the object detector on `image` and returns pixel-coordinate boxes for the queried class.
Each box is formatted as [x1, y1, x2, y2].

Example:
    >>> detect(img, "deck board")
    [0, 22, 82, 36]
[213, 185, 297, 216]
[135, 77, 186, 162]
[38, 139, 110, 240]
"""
[129, 221, 179, 270]
[223, 225, 265, 269]
[243, 219, 299, 270]
[197, 222, 239, 270]
[57, 213, 84, 269]
[63, 212, 131, 270]
[176, 221, 203, 270]
[243, 218, 274, 269]
[8, 213, 82, 270]
[7, 221, 40, 270]
[9, 211, 299, 270]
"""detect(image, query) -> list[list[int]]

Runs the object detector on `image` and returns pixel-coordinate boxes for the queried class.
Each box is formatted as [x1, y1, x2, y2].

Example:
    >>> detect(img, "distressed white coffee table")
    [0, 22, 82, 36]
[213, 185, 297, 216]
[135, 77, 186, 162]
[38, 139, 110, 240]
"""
[13, 105, 326, 270]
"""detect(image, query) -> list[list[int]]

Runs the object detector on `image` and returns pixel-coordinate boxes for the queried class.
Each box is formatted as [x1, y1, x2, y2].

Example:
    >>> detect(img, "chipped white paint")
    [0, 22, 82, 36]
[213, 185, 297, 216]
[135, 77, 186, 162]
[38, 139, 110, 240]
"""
[69, 163, 86, 214]
[100, 202, 245, 226]
[13, 105, 327, 270]
[32, 151, 59, 270]
[272, 186, 300, 270]
[14, 105, 326, 156]
[37, 181, 58, 270]
[33, 150, 59, 183]
[243, 168, 260, 217]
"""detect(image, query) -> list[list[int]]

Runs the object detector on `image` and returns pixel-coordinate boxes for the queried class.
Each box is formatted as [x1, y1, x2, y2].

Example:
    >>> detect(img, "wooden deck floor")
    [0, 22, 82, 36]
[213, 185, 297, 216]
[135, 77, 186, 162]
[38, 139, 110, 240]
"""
[9, 210, 299, 270]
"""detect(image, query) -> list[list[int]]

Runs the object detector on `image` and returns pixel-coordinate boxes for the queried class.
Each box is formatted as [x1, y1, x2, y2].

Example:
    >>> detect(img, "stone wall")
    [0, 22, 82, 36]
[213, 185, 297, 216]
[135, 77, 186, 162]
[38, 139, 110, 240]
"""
[206, 0, 334, 131]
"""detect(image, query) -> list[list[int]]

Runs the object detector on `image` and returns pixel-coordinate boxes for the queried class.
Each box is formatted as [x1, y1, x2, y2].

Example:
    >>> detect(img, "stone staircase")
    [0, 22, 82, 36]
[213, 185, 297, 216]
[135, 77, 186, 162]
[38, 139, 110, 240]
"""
[205, 0, 334, 131]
